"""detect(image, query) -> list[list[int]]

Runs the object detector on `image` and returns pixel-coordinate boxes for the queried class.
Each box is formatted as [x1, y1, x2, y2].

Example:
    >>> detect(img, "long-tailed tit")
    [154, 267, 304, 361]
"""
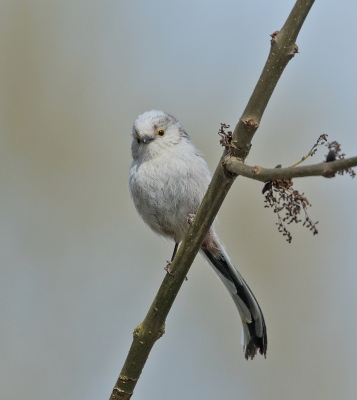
[129, 110, 267, 360]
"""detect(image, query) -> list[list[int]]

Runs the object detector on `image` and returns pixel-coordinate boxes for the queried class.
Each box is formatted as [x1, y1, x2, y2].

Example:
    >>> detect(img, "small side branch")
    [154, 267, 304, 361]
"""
[223, 156, 357, 182]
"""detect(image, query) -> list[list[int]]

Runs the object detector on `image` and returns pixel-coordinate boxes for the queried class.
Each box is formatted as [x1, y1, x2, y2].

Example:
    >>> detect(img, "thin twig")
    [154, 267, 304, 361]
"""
[223, 156, 357, 182]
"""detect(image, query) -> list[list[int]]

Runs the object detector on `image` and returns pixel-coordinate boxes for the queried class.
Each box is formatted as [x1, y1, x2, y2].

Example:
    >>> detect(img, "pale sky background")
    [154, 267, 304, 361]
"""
[1, 1, 357, 399]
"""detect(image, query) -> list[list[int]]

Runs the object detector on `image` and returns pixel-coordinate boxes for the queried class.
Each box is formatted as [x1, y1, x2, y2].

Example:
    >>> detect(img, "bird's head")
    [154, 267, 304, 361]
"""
[131, 110, 189, 160]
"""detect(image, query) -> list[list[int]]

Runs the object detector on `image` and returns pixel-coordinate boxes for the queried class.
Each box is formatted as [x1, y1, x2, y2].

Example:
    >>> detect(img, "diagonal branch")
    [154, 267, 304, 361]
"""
[223, 155, 357, 181]
[231, 0, 315, 161]
[110, 1, 315, 398]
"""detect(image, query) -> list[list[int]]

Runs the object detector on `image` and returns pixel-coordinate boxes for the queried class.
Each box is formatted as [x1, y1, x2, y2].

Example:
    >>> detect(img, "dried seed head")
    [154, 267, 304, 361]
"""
[263, 179, 318, 243]
[218, 123, 233, 155]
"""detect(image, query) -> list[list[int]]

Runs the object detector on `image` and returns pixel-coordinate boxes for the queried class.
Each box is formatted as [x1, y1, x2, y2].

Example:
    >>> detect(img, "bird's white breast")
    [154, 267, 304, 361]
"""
[129, 141, 211, 242]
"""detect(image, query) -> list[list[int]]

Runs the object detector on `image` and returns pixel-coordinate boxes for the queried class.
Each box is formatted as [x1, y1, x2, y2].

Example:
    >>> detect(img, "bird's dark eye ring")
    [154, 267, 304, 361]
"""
[136, 138, 140, 144]
[157, 128, 165, 136]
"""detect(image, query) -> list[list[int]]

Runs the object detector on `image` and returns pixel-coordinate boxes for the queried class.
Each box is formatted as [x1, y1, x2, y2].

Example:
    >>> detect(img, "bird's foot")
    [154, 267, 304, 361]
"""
[164, 261, 175, 276]
[187, 214, 196, 225]
[164, 261, 188, 281]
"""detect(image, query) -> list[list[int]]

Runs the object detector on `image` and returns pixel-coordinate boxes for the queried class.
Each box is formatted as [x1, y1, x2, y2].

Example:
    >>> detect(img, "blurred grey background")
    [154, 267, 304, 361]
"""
[1, 1, 357, 399]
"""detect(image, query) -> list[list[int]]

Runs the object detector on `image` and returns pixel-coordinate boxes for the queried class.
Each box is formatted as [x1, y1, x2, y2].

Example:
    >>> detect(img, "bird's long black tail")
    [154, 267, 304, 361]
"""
[200, 240, 267, 360]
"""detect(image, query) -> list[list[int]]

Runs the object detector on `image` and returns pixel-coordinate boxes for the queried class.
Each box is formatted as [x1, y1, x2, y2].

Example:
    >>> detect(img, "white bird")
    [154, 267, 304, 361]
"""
[129, 110, 267, 359]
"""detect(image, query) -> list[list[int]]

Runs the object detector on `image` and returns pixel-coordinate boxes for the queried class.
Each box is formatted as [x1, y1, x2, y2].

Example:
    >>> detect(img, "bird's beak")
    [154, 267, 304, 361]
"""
[142, 136, 155, 144]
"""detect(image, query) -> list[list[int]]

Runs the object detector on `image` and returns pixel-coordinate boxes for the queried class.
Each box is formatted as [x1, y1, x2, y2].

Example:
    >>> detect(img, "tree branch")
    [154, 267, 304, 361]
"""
[223, 155, 357, 181]
[110, 1, 315, 398]
[231, 0, 315, 161]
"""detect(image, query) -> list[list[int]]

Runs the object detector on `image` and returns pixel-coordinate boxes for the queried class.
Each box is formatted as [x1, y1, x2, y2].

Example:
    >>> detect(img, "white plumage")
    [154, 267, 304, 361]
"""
[129, 110, 267, 359]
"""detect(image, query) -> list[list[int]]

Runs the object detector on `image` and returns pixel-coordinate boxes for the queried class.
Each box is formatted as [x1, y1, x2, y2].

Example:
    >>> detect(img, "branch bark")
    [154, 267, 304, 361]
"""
[110, 1, 315, 398]
[231, 0, 315, 160]
[223, 156, 357, 181]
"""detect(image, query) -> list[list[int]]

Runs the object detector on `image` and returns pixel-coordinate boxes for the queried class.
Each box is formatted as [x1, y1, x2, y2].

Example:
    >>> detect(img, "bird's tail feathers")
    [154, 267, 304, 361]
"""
[200, 237, 267, 360]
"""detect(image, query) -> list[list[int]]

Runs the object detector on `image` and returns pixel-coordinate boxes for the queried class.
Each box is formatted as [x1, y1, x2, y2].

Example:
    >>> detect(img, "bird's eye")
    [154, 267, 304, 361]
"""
[157, 128, 165, 137]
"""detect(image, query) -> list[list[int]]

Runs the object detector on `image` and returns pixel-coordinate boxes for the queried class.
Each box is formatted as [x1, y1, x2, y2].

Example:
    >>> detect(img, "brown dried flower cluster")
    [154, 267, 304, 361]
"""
[262, 134, 354, 242]
[326, 140, 356, 178]
[263, 177, 318, 243]
[306, 134, 355, 177]
[218, 123, 233, 155]
[310, 134, 328, 157]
